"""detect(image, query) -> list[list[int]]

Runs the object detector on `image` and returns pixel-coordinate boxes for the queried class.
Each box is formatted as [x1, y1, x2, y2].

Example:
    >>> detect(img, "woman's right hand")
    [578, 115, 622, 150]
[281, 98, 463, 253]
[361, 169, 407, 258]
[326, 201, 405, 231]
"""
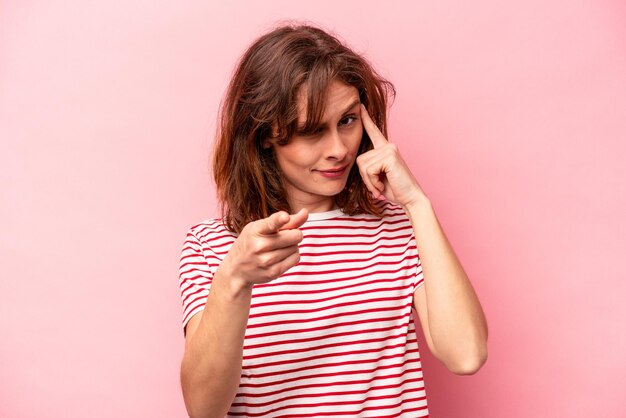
[218, 208, 309, 291]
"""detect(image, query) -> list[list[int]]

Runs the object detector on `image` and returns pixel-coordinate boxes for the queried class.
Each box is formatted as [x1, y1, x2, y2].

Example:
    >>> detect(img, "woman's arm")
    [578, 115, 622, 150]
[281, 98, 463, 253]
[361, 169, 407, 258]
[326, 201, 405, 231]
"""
[181, 271, 253, 418]
[406, 196, 488, 374]
[180, 209, 308, 418]
[355, 104, 488, 374]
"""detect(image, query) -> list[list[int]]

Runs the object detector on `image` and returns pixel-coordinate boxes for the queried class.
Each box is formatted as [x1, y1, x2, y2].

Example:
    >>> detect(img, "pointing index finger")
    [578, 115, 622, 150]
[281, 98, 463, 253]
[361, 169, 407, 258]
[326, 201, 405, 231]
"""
[258, 211, 289, 235]
[360, 103, 388, 149]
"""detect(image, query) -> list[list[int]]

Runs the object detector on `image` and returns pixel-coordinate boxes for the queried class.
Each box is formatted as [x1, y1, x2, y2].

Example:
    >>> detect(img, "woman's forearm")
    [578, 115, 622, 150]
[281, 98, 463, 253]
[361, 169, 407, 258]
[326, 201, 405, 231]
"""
[180, 268, 252, 418]
[405, 197, 488, 372]
[180, 210, 306, 417]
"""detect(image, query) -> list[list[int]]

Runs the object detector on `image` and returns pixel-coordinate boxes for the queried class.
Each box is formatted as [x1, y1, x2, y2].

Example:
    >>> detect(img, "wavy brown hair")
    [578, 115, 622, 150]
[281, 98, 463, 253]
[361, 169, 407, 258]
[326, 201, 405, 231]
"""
[212, 22, 396, 233]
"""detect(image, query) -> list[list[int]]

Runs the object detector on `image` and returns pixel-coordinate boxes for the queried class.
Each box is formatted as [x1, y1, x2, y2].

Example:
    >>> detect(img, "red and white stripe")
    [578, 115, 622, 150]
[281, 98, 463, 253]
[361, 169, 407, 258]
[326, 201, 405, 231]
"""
[179, 201, 429, 417]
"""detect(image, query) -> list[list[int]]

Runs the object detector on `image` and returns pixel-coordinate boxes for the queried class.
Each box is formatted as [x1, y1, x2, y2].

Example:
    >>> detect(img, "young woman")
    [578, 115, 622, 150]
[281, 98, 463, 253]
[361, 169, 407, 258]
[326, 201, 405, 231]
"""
[178, 23, 488, 417]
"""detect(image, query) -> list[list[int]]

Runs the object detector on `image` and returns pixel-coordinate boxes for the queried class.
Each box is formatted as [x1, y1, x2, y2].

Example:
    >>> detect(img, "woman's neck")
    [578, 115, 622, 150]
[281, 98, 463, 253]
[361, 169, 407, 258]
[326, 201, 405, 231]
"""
[288, 198, 337, 214]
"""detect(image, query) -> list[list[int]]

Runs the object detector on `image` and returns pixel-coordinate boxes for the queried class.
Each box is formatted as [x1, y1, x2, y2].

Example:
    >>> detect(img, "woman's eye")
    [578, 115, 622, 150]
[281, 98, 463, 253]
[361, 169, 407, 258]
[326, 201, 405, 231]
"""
[340, 116, 357, 126]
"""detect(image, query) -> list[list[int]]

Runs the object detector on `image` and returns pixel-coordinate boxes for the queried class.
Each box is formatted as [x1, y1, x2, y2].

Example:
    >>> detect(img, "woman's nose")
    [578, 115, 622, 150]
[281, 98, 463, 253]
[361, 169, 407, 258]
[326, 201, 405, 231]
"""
[324, 128, 348, 159]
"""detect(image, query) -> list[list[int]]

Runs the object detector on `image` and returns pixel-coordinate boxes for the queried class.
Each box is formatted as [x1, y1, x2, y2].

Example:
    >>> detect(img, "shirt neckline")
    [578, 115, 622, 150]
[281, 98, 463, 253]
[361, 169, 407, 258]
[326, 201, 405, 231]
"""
[305, 208, 345, 222]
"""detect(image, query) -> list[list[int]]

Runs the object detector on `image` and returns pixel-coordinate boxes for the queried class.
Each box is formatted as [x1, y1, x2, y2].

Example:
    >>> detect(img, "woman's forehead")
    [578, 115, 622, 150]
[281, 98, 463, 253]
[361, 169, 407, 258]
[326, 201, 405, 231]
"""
[295, 80, 360, 126]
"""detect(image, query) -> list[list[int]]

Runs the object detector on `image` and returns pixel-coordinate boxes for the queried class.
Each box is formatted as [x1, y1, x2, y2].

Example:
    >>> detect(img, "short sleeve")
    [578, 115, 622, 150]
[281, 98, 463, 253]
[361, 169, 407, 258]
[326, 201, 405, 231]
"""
[178, 229, 216, 336]
[414, 249, 426, 291]
[406, 219, 425, 293]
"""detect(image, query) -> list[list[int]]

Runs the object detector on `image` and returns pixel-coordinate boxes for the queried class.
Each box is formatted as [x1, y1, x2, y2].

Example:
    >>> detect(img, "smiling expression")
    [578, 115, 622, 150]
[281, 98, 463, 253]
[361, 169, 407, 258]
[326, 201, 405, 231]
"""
[263, 79, 363, 213]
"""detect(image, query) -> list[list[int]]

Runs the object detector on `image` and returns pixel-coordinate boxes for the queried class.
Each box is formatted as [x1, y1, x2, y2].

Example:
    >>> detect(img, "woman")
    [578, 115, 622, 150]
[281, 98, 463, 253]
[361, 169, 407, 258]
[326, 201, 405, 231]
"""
[178, 23, 488, 417]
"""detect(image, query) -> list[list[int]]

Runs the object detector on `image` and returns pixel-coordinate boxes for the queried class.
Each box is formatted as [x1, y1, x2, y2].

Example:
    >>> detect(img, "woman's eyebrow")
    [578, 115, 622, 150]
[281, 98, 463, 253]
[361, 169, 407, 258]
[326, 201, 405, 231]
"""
[297, 99, 361, 131]
[339, 98, 362, 116]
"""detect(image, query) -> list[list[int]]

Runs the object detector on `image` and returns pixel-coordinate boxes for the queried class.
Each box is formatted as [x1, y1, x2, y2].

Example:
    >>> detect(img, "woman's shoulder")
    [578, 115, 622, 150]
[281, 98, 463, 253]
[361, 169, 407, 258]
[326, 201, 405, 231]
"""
[185, 217, 237, 243]
[376, 200, 408, 218]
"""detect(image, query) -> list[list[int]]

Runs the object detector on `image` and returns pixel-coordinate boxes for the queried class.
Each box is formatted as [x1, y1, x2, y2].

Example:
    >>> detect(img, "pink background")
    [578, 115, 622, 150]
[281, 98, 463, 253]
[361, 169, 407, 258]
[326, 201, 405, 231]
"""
[1, 1, 625, 417]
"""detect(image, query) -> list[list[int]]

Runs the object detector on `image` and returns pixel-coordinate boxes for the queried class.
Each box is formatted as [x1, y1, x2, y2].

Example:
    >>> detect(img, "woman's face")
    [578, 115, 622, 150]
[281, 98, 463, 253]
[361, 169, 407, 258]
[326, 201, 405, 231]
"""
[263, 80, 363, 213]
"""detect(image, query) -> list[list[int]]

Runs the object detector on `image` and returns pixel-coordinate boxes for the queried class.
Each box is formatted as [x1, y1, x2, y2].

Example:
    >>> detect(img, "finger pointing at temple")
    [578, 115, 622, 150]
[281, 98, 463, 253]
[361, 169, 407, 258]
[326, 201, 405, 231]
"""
[360, 104, 388, 149]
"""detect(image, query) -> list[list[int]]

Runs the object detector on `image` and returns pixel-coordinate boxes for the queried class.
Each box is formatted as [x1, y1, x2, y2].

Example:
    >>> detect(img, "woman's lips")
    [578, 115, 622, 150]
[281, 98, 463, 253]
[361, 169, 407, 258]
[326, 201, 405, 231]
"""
[316, 165, 348, 179]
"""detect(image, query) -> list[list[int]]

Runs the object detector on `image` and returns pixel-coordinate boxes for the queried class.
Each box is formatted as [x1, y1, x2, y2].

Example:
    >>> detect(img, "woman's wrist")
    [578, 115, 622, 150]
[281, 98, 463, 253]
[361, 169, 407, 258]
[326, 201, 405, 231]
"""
[402, 193, 432, 214]
[214, 262, 254, 300]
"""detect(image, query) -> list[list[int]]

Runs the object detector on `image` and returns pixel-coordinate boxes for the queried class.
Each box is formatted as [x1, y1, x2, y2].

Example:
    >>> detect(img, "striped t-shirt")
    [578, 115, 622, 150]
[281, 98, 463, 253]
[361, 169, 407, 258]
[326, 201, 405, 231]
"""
[178, 201, 429, 417]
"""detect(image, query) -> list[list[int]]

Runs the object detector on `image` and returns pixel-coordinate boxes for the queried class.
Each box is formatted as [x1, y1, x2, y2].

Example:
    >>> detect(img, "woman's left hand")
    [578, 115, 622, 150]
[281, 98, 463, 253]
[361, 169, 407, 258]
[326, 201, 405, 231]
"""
[356, 104, 428, 209]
